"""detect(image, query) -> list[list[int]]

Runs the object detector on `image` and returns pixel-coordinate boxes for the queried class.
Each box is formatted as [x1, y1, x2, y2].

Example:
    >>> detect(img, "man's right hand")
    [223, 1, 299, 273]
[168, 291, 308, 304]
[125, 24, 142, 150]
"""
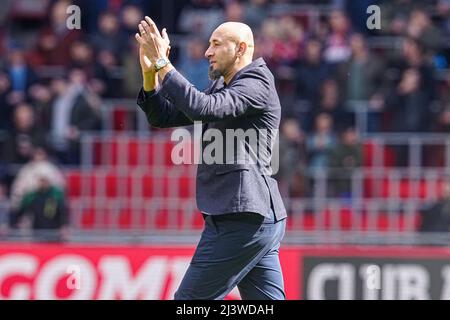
[139, 46, 154, 74]
[137, 44, 158, 91]
[138, 45, 171, 73]
[136, 34, 171, 91]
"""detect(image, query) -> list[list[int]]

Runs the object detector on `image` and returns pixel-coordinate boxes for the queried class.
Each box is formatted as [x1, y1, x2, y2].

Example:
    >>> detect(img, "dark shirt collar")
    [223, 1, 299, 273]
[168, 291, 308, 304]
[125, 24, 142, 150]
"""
[209, 58, 266, 92]
[209, 77, 225, 93]
[226, 57, 266, 87]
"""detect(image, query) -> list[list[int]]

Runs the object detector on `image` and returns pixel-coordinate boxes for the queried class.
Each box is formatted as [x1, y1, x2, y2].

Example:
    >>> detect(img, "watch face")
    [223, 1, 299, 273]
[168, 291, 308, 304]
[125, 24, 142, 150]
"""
[156, 58, 167, 68]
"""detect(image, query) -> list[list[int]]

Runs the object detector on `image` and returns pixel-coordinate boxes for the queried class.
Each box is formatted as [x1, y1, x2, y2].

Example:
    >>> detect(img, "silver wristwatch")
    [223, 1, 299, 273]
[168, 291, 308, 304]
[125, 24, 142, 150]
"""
[155, 57, 170, 72]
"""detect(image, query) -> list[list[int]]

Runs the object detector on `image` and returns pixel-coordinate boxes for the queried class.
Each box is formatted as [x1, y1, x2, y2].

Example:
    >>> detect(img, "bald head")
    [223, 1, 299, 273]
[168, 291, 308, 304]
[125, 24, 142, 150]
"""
[205, 22, 255, 83]
[214, 22, 254, 57]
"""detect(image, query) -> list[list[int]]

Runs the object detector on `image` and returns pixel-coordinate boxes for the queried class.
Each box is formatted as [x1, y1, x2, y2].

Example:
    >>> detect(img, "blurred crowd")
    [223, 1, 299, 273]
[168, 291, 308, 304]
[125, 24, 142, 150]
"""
[0, 0, 450, 234]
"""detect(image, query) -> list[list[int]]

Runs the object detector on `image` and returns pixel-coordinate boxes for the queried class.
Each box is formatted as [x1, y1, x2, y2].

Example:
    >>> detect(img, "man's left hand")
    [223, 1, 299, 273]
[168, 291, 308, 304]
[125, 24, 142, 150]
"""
[135, 16, 171, 66]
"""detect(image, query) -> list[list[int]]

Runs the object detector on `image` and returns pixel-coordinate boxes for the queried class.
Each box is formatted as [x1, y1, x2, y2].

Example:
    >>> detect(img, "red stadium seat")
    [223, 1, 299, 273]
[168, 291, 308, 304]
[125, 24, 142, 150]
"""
[139, 173, 169, 198]
[176, 175, 195, 198]
[303, 214, 315, 231]
[118, 207, 132, 229]
[113, 107, 134, 132]
[92, 140, 103, 166]
[127, 140, 139, 166]
[363, 141, 396, 167]
[74, 171, 99, 198]
[105, 173, 118, 198]
[110, 139, 120, 166]
[164, 141, 176, 166]
[141, 174, 154, 198]
[80, 207, 95, 229]
[66, 170, 81, 198]
[104, 172, 134, 198]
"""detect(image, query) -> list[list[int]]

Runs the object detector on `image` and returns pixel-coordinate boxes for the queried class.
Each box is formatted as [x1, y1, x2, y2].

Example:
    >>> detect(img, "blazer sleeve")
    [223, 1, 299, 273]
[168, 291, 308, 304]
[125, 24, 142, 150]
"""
[136, 87, 194, 128]
[158, 68, 270, 122]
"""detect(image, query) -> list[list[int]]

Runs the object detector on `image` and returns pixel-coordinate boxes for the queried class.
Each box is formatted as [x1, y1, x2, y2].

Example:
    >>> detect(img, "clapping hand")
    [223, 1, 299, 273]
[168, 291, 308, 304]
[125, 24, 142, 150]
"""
[135, 16, 171, 73]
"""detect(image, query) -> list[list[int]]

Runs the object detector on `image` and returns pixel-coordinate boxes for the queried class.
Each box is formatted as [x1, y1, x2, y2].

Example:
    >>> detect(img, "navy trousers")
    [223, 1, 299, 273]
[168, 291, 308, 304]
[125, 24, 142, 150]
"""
[174, 211, 286, 300]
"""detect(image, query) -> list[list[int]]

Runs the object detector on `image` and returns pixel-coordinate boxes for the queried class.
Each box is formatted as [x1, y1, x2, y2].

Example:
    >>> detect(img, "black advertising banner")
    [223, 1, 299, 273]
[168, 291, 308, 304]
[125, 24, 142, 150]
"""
[301, 247, 450, 300]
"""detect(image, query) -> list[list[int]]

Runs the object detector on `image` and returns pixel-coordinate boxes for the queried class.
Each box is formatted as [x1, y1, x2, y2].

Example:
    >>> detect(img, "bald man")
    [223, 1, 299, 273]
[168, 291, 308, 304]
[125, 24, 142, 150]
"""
[136, 18, 287, 300]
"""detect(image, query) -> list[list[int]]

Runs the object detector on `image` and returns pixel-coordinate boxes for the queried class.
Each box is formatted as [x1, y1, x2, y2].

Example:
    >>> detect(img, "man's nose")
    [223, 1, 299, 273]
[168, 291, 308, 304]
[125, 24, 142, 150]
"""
[205, 47, 213, 59]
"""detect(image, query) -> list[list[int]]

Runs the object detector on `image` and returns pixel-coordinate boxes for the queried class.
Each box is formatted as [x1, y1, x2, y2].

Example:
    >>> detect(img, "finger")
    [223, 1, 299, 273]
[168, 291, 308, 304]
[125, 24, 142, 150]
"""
[141, 20, 156, 40]
[162, 28, 170, 43]
[135, 33, 144, 45]
[144, 16, 161, 38]
[138, 23, 148, 38]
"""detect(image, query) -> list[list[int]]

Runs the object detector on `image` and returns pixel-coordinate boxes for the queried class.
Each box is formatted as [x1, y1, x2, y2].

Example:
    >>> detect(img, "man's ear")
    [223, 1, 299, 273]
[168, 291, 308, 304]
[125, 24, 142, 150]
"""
[236, 42, 246, 56]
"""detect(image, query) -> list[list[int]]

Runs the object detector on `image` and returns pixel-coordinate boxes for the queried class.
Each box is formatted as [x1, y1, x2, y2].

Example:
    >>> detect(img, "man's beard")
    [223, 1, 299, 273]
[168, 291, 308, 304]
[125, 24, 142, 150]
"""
[208, 65, 222, 80]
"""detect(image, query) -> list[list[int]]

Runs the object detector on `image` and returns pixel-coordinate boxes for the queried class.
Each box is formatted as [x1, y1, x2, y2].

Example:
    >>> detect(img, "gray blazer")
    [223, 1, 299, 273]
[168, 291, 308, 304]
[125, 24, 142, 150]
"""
[137, 58, 287, 221]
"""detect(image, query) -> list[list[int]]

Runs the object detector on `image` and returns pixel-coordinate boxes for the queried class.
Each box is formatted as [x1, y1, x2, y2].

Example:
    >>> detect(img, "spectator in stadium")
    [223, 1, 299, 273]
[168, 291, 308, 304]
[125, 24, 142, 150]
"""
[243, 0, 268, 32]
[136, 18, 286, 300]
[4, 46, 37, 95]
[9, 145, 65, 213]
[120, 4, 144, 39]
[281, 16, 305, 66]
[311, 78, 352, 133]
[440, 70, 450, 108]
[306, 113, 337, 175]
[30, 0, 81, 66]
[277, 118, 308, 198]
[0, 0, 12, 27]
[28, 83, 53, 133]
[406, 8, 443, 53]
[255, 18, 280, 69]
[323, 9, 352, 64]
[385, 64, 435, 166]
[425, 106, 450, 166]
[310, 16, 331, 44]
[0, 182, 9, 237]
[328, 127, 362, 198]
[28, 31, 66, 67]
[392, 37, 435, 97]
[178, 0, 224, 39]
[437, 0, 450, 35]
[295, 38, 330, 104]
[224, 0, 244, 23]
[0, 71, 13, 131]
[336, 33, 385, 132]
[419, 180, 450, 232]
[49, 69, 101, 164]
[12, 172, 69, 242]
[384, 37, 436, 132]
[69, 41, 96, 79]
[177, 37, 211, 91]
[379, 0, 416, 36]
[1, 103, 46, 165]
[94, 49, 123, 98]
[89, 11, 124, 57]
[435, 107, 450, 133]
[336, 33, 385, 102]
[263, 16, 304, 69]
[122, 39, 143, 98]
[385, 67, 432, 132]
[73, 30, 125, 99]
[267, 17, 305, 108]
